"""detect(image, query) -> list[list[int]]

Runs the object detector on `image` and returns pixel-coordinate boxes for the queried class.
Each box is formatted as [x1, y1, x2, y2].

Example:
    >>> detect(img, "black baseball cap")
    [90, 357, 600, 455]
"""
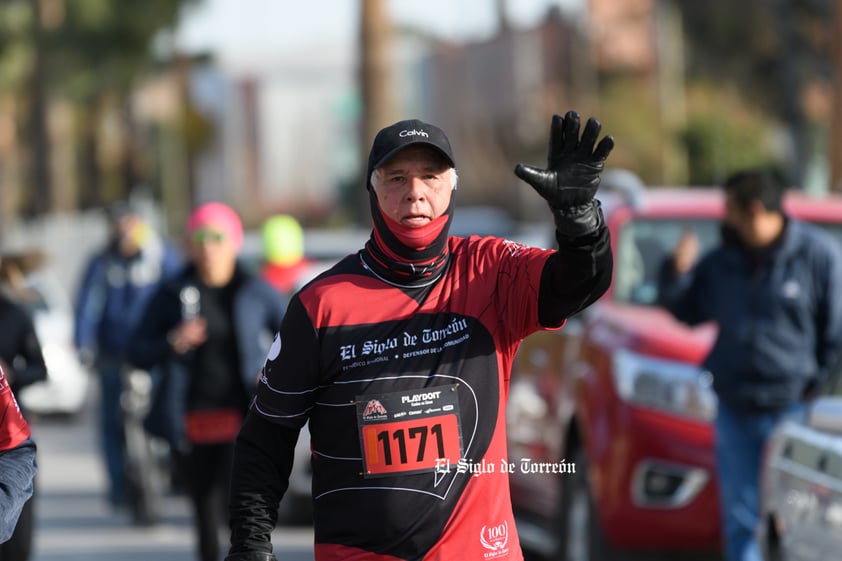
[366, 119, 456, 181]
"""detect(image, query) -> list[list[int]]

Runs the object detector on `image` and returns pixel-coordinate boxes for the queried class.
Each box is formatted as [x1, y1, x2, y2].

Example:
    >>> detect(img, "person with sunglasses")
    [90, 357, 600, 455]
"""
[128, 202, 287, 561]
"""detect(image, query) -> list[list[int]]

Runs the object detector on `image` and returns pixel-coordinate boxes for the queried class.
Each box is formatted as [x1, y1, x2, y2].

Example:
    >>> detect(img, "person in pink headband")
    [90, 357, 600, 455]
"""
[128, 200, 287, 561]
[185, 202, 244, 252]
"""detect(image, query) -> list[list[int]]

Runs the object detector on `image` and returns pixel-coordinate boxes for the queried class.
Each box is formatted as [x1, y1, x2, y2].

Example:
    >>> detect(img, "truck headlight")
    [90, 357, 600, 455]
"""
[613, 349, 717, 421]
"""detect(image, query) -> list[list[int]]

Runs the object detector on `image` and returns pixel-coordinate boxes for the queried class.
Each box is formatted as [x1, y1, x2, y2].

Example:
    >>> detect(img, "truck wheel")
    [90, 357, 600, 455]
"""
[555, 448, 617, 561]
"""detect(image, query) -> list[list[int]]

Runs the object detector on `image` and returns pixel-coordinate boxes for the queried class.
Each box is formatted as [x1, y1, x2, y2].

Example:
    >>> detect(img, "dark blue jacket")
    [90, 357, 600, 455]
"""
[127, 263, 287, 448]
[74, 236, 182, 357]
[659, 219, 842, 411]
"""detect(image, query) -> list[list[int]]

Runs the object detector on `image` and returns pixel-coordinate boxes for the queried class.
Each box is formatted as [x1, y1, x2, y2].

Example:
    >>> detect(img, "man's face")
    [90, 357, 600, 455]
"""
[114, 215, 143, 256]
[723, 191, 755, 243]
[371, 145, 454, 227]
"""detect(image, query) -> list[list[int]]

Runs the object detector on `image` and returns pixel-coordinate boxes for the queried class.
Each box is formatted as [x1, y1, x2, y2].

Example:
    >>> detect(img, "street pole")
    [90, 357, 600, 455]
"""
[358, 0, 394, 220]
[831, 0, 842, 192]
[27, 0, 52, 217]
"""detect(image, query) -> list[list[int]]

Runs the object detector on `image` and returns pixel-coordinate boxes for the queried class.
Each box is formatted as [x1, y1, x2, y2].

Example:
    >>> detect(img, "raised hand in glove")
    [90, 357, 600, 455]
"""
[515, 111, 614, 237]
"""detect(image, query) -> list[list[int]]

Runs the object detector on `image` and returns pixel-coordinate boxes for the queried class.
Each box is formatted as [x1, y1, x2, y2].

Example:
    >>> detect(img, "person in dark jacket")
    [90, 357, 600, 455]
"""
[128, 202, 286, 561]
[0, 275, 48, 401]
[73, 203, 182, 508]
[658, 169, 842, 561]
[225, 111, 614, 561]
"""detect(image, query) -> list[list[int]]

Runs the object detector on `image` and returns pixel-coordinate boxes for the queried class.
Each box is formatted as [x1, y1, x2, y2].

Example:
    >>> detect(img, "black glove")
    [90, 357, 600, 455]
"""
[515, 111, 614, 237]
[225, 552, 278, 561]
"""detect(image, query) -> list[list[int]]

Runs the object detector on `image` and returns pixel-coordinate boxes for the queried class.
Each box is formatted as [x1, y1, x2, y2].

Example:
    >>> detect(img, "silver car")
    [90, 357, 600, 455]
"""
[758, 372, 842, 561]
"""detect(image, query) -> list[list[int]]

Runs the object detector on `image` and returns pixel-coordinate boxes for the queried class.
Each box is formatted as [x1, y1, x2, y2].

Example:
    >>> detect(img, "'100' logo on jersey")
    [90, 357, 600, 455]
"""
[480, 521, 510, 557]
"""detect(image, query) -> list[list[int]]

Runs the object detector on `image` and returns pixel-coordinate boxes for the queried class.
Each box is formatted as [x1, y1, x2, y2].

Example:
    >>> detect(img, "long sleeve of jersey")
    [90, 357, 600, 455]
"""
[537, 213, 612, 327]
[227, 411, 298, 557]
[228, 297, 319, 557]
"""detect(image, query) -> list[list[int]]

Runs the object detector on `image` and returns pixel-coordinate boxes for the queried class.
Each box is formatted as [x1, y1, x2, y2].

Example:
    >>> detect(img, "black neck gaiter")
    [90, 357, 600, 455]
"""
[363, 193, 453, 287]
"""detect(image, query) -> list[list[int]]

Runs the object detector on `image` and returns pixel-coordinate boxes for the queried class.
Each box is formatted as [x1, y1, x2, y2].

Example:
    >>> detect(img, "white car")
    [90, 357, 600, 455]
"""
[15, 271, 91, 417]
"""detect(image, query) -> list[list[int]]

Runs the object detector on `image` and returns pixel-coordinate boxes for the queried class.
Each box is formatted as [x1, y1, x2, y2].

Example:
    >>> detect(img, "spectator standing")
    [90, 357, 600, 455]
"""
[129, 202, 286, 561]
[658, 169, 842, 561]
[73, 203, 182, 509]
[0, 255, 48, 403]
[225, 111, 614, 561]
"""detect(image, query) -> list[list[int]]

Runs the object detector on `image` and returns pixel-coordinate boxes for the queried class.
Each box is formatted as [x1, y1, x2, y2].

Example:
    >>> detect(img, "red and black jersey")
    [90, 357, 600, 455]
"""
[253, 235, 567, 561]
[0, 367, 30, 452]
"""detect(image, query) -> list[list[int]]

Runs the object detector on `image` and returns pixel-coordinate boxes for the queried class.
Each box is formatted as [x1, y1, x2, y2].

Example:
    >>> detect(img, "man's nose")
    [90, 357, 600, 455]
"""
[405, 177, 427, 200]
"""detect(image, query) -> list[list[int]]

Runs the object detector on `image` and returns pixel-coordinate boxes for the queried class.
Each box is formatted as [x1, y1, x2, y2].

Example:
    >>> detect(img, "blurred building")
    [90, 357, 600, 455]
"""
[588, 0, 657, 73]
[416, 9, 583, 218]
[179, 6, 593, 226]
[159, 2, 662, 227]
[185, 43, 357, 227]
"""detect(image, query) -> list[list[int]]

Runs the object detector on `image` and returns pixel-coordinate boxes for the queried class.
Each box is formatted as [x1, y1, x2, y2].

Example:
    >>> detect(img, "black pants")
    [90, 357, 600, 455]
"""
[182, 442, 236, 561]
[0, 491, 34, 561]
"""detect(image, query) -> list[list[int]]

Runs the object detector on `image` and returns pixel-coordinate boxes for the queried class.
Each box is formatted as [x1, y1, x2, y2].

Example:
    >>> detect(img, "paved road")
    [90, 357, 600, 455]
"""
[26, 402, 314, 561]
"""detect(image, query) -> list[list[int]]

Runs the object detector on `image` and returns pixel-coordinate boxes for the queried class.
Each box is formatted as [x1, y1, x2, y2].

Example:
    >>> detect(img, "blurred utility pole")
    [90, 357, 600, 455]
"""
[26, 0, 53, 217]
[160, 53, 191, 237]
[656, 0, 688, 186]
[772, 0, 809, 187]
[358, 0, 394, 219]
[494, 0, 511, 32]
[831, 0, 842, 192]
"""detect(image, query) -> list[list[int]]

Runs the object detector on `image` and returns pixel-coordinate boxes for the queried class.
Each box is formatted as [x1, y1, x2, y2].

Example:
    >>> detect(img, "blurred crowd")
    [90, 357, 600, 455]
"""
[0, 202, 309, 561]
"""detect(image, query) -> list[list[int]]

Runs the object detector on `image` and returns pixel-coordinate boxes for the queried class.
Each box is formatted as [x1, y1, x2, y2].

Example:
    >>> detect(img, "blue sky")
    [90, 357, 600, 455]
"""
[174, 0, 581, 61]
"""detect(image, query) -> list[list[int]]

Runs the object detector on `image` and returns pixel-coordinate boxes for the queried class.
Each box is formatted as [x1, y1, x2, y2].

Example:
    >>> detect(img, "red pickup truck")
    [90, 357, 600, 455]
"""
[508, 177, 842, 561]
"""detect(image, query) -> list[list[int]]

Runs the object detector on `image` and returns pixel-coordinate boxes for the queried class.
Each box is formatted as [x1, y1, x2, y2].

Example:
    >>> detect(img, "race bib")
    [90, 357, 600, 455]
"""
[356, 384, 463, 478]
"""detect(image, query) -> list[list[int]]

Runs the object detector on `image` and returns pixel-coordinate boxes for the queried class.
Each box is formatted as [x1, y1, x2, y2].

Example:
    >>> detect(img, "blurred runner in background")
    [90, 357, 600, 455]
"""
[0, 254, 48, 403]
[260, 214, 313, 296]
[129, 202, 287, 561]
[73, 203, 182, 510]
